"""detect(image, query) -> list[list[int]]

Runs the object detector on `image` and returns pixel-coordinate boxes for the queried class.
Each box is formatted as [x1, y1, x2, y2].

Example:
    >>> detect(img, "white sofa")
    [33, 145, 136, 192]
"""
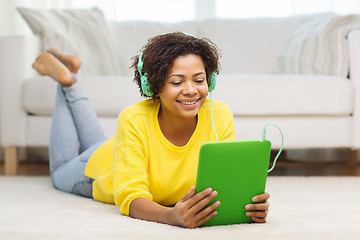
[1, 14, 360, 175]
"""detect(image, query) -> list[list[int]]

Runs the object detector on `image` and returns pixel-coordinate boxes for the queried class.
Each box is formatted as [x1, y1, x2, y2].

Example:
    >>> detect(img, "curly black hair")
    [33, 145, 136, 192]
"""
[131, 32, 221, 99]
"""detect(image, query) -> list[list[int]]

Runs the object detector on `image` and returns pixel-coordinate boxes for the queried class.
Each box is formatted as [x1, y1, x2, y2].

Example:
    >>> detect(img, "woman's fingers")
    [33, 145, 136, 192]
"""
[246, 210, 268, 218]
[195, 199, 220, 219]
[195, 207, 219, 226]
[251, 217, 267, 223]
[174, 187, 219, 228]
[185, 188, 219, 226]
[188, 190, 218, 214]
[244, 192, 270, 224]
[180, 186, 196, 202]
[252, 192, 270, 202]
[185, 187, 213, 208]
[245, 201, 269, 211]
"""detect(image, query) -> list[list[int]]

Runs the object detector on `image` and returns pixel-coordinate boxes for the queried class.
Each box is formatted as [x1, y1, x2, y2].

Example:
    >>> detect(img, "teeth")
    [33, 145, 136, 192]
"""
[181, 100, 197, 105]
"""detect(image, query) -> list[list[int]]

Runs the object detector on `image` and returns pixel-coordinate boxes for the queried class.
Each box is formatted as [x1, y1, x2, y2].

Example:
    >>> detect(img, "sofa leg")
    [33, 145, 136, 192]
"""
[347, 149, 358, 167]
[5, 146, 19, 176]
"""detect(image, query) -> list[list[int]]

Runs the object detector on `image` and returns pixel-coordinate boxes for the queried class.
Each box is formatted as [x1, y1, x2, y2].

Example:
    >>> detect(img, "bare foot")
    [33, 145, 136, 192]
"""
[32, 53, 76, 87]
[47, 48, 82, 74]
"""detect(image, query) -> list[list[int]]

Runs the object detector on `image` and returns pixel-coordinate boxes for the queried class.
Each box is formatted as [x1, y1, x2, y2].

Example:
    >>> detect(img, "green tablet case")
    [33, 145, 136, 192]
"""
[195, 140, 271, 226]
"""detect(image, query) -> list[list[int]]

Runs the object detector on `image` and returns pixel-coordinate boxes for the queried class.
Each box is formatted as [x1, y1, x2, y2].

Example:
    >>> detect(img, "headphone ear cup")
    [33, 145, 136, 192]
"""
[138, 50, 154, 97]
[140, 73, 153, 97]
[208, 72, 217, 92]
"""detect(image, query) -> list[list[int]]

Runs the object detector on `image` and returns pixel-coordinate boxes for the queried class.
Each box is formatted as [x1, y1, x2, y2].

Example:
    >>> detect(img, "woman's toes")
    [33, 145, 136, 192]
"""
[33, 54, 44, 68]
[47, 48, 81, 73]
[33, 53, 73, 86]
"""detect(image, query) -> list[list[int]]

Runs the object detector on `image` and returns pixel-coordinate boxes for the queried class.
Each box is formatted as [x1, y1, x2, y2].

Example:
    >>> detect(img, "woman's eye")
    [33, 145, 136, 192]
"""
[195, 79, 205, 83]
[171, 81, 182, 85]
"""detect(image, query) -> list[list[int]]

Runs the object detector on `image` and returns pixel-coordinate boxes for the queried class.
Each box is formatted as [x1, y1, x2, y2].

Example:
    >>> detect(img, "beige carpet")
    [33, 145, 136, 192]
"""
[1, 176, 359, 240]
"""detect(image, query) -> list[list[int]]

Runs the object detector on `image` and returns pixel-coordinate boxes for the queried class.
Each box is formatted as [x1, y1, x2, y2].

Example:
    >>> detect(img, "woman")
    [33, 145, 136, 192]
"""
[33, 32, 270, 228]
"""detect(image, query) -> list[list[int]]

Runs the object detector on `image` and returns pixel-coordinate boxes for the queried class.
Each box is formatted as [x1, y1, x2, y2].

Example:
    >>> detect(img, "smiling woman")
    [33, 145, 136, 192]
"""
[158, 55, 208, 147]
[28, 31, 271, 228]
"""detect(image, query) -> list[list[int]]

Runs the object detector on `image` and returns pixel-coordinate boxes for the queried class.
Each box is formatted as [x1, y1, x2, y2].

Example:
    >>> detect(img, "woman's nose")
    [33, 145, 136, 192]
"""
[182, 82, 197, 95]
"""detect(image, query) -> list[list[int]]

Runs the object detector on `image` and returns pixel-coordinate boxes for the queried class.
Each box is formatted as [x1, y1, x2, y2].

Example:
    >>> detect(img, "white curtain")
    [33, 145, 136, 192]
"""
[216, 0, 360, 18]
[0, 0, 70, 35]
[2, 0, 360, 37]
[0, 0, 103, 35]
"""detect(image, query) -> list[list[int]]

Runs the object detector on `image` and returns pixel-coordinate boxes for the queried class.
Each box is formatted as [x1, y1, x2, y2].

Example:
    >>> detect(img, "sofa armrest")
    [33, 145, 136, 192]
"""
[348, 29, 360, 149]
[0, 35, 40, 147]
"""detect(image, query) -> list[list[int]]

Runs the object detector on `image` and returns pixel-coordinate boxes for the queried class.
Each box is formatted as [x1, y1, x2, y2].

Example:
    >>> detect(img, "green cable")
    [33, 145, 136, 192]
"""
[262, 122, 284, 173]
[210, 91, 219, 142]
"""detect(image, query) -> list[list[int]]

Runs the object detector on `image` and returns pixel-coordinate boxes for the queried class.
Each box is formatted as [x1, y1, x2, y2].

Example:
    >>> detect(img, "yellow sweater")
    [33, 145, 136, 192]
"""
[85, 99, 235, 215]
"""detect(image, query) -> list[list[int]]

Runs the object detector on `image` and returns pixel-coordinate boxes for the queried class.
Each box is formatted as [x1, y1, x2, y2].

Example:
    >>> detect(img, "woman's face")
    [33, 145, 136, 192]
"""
[158, 54, 208, 121]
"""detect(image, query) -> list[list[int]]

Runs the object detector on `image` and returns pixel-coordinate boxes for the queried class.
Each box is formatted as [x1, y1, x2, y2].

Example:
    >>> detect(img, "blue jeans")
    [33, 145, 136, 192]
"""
[49, 83, 107, 197]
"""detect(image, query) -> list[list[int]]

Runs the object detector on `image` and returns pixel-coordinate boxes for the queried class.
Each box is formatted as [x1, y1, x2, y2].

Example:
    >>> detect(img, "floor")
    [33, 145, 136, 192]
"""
[0, 151, 360, 176]
[270, 151, 360, 176]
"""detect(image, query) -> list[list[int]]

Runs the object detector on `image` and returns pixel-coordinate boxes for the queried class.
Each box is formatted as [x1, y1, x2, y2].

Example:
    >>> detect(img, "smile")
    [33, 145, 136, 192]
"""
[181, 100, 197, 105]
[177, 98, 200, 105]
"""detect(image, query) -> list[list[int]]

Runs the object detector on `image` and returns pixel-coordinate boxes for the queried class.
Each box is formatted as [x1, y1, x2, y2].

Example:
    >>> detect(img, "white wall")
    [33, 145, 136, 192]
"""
[2, 0, 360, 36]
[0, 0, 11, 35]
[0, 0, 31, 36]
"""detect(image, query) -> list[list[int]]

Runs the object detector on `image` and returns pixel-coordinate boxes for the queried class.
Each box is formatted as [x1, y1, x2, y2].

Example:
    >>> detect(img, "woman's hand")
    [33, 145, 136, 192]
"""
[245, 192, 270, 223]
[170, 186, 220, 228]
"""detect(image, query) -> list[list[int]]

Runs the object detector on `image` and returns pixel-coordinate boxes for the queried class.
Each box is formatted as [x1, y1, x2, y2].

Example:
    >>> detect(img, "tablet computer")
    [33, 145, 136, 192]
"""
[195, 140, 271, 226]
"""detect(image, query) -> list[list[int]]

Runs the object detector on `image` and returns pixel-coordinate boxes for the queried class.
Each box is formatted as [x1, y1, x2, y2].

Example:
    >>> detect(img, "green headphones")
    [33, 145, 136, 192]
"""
[137, 34, 217, 97]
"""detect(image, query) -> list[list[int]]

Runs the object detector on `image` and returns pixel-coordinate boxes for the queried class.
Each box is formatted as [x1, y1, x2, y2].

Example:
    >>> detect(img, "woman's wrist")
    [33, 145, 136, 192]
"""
[165, 206, 177, 226]
[129, 197, 176, 226]
[167, 206, 185, 227]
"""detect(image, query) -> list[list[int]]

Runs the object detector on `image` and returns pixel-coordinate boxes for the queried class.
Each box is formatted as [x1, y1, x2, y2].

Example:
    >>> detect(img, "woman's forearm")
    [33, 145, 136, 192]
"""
[129, 187, 220, 228]
[129, 197, 174, 225]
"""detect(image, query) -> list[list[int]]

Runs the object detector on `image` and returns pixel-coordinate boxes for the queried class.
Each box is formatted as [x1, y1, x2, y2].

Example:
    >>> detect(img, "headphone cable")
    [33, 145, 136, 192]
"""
[210, 91, 220, 142]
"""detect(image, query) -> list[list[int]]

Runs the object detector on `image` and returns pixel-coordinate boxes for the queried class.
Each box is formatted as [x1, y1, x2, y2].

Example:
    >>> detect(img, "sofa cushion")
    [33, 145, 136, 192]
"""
[274, 13, 360, 77]
[23, 75, 352, 117]
[17, 7, 123, 76]
[22, 76, 144, 117]
[26, 116, 117, 146]
[214, 74, 353, 116]
[198, 17, 297, 75]
[109, 21, 200, 75]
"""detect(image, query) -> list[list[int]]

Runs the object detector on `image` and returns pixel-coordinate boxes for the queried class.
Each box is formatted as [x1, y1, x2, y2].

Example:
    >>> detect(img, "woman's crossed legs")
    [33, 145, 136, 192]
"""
[33, 50, 107, 197]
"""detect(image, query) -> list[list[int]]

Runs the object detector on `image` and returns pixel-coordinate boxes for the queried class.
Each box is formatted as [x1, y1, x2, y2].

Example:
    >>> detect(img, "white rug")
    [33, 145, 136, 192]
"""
[1, 176, 359, 240]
